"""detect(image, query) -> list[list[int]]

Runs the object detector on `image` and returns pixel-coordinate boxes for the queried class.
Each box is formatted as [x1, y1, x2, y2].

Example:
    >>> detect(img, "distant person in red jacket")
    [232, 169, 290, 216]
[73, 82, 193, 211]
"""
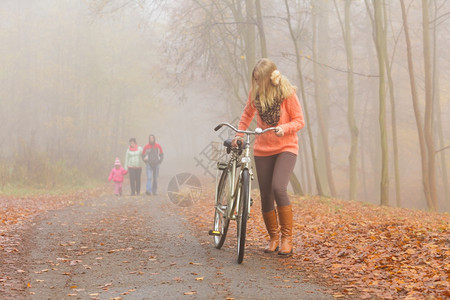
[108, 158, 128, 196]
[142, 134, 164, 195]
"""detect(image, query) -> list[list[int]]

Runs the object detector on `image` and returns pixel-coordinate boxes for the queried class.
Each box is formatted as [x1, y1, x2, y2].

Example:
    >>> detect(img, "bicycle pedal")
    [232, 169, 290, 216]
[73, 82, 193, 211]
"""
[208, 230, 221, 236]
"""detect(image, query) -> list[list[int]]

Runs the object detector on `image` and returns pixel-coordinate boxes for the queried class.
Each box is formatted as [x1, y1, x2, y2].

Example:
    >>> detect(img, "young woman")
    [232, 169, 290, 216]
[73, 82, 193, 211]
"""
[124, 138, 143, 196]
[232, 58, 304, 256]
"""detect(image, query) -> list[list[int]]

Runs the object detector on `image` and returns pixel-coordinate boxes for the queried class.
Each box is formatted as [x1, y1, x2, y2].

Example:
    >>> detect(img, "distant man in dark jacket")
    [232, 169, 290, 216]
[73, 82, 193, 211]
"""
[142, 134, 164, 195]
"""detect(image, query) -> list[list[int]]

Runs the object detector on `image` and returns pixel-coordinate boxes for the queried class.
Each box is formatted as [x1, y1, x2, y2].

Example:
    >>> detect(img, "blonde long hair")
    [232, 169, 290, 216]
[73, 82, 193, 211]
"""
[250, 58, 297, 112]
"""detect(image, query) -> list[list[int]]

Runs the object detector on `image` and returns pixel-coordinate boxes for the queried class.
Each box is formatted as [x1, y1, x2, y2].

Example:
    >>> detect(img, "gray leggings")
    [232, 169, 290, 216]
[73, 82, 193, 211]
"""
[254, 152, 297, 213]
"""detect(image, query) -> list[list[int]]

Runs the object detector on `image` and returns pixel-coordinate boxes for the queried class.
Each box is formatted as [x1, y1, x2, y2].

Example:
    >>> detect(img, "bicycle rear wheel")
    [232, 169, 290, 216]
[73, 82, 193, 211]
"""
[213, 169, 231, 249]
[236, 169, 250, 264]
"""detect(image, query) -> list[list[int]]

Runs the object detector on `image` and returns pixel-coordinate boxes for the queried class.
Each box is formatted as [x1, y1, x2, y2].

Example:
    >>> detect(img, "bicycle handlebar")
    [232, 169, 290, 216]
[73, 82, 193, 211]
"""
[214, 122, 278, 135]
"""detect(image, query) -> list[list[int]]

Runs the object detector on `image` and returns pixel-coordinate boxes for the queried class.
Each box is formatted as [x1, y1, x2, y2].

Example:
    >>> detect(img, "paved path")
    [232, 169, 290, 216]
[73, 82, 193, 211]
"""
[9, 189, 333, 299]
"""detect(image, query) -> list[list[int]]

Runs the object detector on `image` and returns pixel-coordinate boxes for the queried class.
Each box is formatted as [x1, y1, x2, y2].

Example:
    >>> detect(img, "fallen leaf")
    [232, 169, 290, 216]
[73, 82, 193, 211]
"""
[184, 291, 197, 295]
[70, 260, 82, 266]
[333, 293, 345, 298]
[406, 248, 416, 255]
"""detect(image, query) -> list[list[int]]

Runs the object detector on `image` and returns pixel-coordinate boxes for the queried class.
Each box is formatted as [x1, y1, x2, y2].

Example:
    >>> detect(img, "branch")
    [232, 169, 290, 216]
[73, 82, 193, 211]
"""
[435, 145, 450, 153]
[429, 11, 450, 24]
[281, 52, 380, 78]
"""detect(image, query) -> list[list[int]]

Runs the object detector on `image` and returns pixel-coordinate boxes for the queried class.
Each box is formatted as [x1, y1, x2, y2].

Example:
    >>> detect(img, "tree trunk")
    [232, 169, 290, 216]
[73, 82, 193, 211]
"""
[421, 0, 438, 211]
[344, 0, 359, 201]
[382, 1, 401, 207]
[399, 0, 432, 209]
[244, 0, 256, 80]
[312, 1, 336, 197]
[289, 171, 304, 196]
[335, 0, 359, 201]
[431, 0, 449, 205]
[255, 0, 267, 58]
[373, 0, 389, 206]
[300, 132, 312, 193]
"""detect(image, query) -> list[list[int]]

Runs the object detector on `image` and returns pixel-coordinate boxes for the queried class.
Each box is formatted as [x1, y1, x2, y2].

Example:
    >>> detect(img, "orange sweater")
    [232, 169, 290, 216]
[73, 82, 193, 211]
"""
[237, 92, 304, 157]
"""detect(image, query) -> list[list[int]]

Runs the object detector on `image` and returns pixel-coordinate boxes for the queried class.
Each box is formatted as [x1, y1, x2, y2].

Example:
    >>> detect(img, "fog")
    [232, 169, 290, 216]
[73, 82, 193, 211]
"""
[1, 0, 449, 212]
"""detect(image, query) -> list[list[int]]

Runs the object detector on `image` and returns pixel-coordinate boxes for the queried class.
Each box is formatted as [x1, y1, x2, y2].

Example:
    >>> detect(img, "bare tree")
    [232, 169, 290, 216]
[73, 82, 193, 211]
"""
[431, 0, 449, 205]
[399, 0, 433, 210]
[311, 0, 336, 197]
[421, 0, 438, 210]
[381, 1, 401, 207]
[372, 0, 389, 206]
[164, 0, 261, 114]
[255, 0, 267, 58]
[334, 0, 359, 201]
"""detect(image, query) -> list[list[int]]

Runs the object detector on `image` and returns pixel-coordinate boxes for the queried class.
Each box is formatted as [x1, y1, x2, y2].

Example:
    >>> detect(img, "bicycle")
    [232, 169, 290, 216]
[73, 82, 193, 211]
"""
[209, 122, 277, 264]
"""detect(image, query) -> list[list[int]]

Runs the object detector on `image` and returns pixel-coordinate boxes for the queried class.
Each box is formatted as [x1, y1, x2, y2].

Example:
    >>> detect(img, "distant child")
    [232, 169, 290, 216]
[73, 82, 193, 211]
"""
[108, 158, 128, 196]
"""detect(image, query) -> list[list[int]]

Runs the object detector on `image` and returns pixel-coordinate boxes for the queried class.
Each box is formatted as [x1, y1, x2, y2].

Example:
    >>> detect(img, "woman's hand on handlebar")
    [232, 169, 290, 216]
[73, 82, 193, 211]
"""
[275, 126, 284, 137]
[232, 136, 243, 148]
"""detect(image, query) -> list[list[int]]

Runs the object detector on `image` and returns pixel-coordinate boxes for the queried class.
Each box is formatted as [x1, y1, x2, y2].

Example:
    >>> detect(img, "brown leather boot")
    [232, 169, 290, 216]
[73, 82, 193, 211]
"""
[277, 205, 293, 256]
[262, 210, 279, 253]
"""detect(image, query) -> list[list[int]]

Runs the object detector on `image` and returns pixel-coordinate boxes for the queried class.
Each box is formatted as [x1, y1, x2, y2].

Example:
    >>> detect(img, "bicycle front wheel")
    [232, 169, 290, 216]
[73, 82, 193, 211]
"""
[213, 169, 231, 249]
[236, 169, 250, 264]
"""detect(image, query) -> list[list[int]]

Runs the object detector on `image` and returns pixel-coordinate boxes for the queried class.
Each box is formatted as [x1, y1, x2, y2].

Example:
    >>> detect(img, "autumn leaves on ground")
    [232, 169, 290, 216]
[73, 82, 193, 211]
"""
[0, 186, 107, 296]
[183, 187, 449, 299]
[1, 183, 449, 299]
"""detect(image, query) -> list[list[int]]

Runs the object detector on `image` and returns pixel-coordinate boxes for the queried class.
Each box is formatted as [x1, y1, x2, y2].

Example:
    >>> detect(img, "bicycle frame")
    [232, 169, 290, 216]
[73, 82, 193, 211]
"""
[213, 146, 245, 221]
[211, 122, 278, 262]
[214, 123, 276, 221]
[233, 134, 252, 220]
[225, 140, 252, 221]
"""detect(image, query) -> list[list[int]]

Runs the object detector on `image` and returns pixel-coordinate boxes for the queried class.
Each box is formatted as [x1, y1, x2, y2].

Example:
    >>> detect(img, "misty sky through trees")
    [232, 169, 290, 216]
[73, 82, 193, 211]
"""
[0, 0, 449, 212]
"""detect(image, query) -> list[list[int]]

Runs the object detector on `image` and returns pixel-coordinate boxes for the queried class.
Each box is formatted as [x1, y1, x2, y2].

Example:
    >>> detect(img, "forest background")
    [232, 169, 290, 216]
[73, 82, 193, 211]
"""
[0, 0, 449, 212]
